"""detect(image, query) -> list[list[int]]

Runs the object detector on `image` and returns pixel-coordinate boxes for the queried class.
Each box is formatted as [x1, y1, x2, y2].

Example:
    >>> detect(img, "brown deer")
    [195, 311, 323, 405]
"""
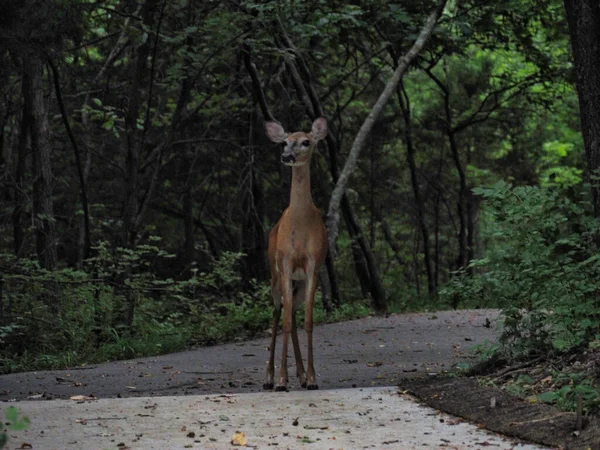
[264, 117, 328, 391]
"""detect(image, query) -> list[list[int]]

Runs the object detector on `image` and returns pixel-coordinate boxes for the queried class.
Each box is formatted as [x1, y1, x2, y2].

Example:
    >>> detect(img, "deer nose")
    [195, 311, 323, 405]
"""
[281, 153, 296, 164]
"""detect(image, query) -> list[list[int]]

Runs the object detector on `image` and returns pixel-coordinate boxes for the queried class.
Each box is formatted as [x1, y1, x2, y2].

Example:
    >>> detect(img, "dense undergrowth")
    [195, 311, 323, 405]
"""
[442, 181, 600, 415]
[0, 246, 370, 375]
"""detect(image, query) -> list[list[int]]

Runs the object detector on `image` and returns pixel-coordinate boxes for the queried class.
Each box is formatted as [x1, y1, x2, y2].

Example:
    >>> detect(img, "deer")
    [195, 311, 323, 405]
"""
[263, 117, 329, 391]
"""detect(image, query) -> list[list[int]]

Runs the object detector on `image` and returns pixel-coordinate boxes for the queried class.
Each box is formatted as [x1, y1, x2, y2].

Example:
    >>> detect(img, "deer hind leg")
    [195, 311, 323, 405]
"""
[304, 270, 319, 390]
[276, 274, 293, 391]
[291, 281, 307, 388]
[264, 278, 281, 390]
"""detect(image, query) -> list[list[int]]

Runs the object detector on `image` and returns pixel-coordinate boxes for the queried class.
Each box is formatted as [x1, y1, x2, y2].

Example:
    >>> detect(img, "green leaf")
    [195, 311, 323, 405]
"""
[5, 406, 18, 422]
[537, 391, 559, 404]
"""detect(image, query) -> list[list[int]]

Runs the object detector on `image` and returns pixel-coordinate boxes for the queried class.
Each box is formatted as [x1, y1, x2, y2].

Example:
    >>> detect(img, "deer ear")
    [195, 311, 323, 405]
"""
[311, 117, 327, 141]
[265, 121, 288, 143]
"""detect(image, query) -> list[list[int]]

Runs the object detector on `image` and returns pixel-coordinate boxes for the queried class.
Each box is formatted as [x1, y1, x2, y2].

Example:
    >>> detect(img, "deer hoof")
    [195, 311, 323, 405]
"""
[301, 381, 307, 388]
[275, 385, 288, 392]
[307, 384, 319, 390]
[263, 382, 274, 390]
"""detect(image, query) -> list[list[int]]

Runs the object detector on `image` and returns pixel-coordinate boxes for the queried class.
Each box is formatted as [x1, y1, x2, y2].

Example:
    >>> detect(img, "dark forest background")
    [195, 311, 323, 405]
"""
[1, 0, 600, 412]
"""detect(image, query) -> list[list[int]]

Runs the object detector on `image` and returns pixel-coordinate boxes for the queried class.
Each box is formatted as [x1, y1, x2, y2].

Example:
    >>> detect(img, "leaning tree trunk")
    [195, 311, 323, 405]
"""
[564, 0, 600, 225]
[23, 53, 57, 271]
[326, 0, 447, 255]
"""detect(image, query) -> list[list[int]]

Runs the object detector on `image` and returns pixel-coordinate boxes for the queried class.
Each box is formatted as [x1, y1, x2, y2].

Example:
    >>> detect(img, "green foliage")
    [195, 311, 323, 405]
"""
[537, 372, 600, 415]
[441, 182, 600, 359]
[1, 225, 375, 374]
[0, 246, 270, 373]
[1, 407, 31, 449]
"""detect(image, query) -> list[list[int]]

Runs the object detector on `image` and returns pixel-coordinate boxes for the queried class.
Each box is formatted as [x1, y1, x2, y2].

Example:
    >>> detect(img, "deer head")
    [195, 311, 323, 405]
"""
[265, 117, 328, 167]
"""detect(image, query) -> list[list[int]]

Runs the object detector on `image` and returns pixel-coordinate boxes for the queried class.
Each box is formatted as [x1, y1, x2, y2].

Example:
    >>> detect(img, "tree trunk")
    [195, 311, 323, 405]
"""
[325, 253, 341, 308]
[23, 53, 57, 270]
[426, 69, 469, 272]
[398, 86, 436, 295]
[122, 0, 158, 248]
[564, 0, 600, 224]
[326, 0, 447, 254]
[342, 202, 372, 299]
[412, 228, 421, 297]
[375, 206, 404, 267]
[241, 144, 268, 283]
[12, 80, 29, 258]
[182, 149, 196, 269]
[342, 197, 387, 312]
[466, 147, 476, 271]
[434, 191, 441, 289]
[449, 128, 469, 272]
[48, 59, 92, 265]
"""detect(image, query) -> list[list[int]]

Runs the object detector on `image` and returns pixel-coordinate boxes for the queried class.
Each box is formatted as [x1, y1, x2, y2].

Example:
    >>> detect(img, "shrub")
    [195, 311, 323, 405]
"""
[441, 181, 600, 359]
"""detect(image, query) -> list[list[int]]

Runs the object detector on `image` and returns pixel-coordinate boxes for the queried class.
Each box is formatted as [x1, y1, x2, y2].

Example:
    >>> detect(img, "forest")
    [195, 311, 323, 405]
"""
[1, 0, 600, 412]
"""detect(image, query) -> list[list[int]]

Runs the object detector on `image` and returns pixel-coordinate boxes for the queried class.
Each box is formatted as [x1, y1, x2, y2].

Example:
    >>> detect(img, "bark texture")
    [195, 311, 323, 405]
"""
[564, 0, 600, 221]
[23, 53, 57, 270]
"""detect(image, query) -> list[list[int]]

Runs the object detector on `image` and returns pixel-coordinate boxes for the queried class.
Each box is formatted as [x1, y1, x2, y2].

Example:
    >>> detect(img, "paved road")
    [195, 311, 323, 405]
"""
[0, 309, 499, 401]
[3, 387, 546, 450]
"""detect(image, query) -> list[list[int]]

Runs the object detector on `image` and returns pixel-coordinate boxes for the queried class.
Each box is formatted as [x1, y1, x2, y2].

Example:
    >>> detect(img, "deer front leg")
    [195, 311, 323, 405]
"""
[291, 281, 307, 387]
[276, 275, 293, 391]
[264, 277, 282, 390]
[264, 305, 281, 390]
[304, 271, 319, 390]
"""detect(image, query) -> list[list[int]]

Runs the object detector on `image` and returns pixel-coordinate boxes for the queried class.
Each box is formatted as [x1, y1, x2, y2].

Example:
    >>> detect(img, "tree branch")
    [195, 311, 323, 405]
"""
[242, 43, 275, 121]
[48, 58, 92, 260]
[326, 0, 447, 257]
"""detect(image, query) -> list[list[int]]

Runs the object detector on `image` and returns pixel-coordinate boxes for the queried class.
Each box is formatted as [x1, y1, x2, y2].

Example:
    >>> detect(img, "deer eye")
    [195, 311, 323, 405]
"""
[301, 140, 310, 147]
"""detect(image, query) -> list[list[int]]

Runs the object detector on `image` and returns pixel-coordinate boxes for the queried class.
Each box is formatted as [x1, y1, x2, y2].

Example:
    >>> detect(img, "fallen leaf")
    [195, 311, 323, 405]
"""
[366, 362, 383, 367]
[18, 443, 33, 449]
[70, 395, 97, 401]
[231, 431, 248, 446]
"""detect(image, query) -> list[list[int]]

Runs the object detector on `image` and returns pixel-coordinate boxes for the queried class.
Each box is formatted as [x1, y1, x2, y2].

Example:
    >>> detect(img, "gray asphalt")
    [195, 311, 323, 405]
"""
[0, 309, 500, 401]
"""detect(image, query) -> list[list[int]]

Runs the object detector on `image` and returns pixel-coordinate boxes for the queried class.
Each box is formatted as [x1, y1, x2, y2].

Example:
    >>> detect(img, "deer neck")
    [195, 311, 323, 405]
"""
[289, 162, 314, 215]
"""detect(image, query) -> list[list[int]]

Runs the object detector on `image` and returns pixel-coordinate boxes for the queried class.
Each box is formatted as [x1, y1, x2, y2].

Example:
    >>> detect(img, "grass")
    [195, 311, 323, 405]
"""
[0, 295, 373, 374]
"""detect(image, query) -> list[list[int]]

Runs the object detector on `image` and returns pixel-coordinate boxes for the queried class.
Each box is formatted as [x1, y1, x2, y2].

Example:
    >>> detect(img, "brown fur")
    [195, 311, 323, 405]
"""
[264, 118, 328, 391]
